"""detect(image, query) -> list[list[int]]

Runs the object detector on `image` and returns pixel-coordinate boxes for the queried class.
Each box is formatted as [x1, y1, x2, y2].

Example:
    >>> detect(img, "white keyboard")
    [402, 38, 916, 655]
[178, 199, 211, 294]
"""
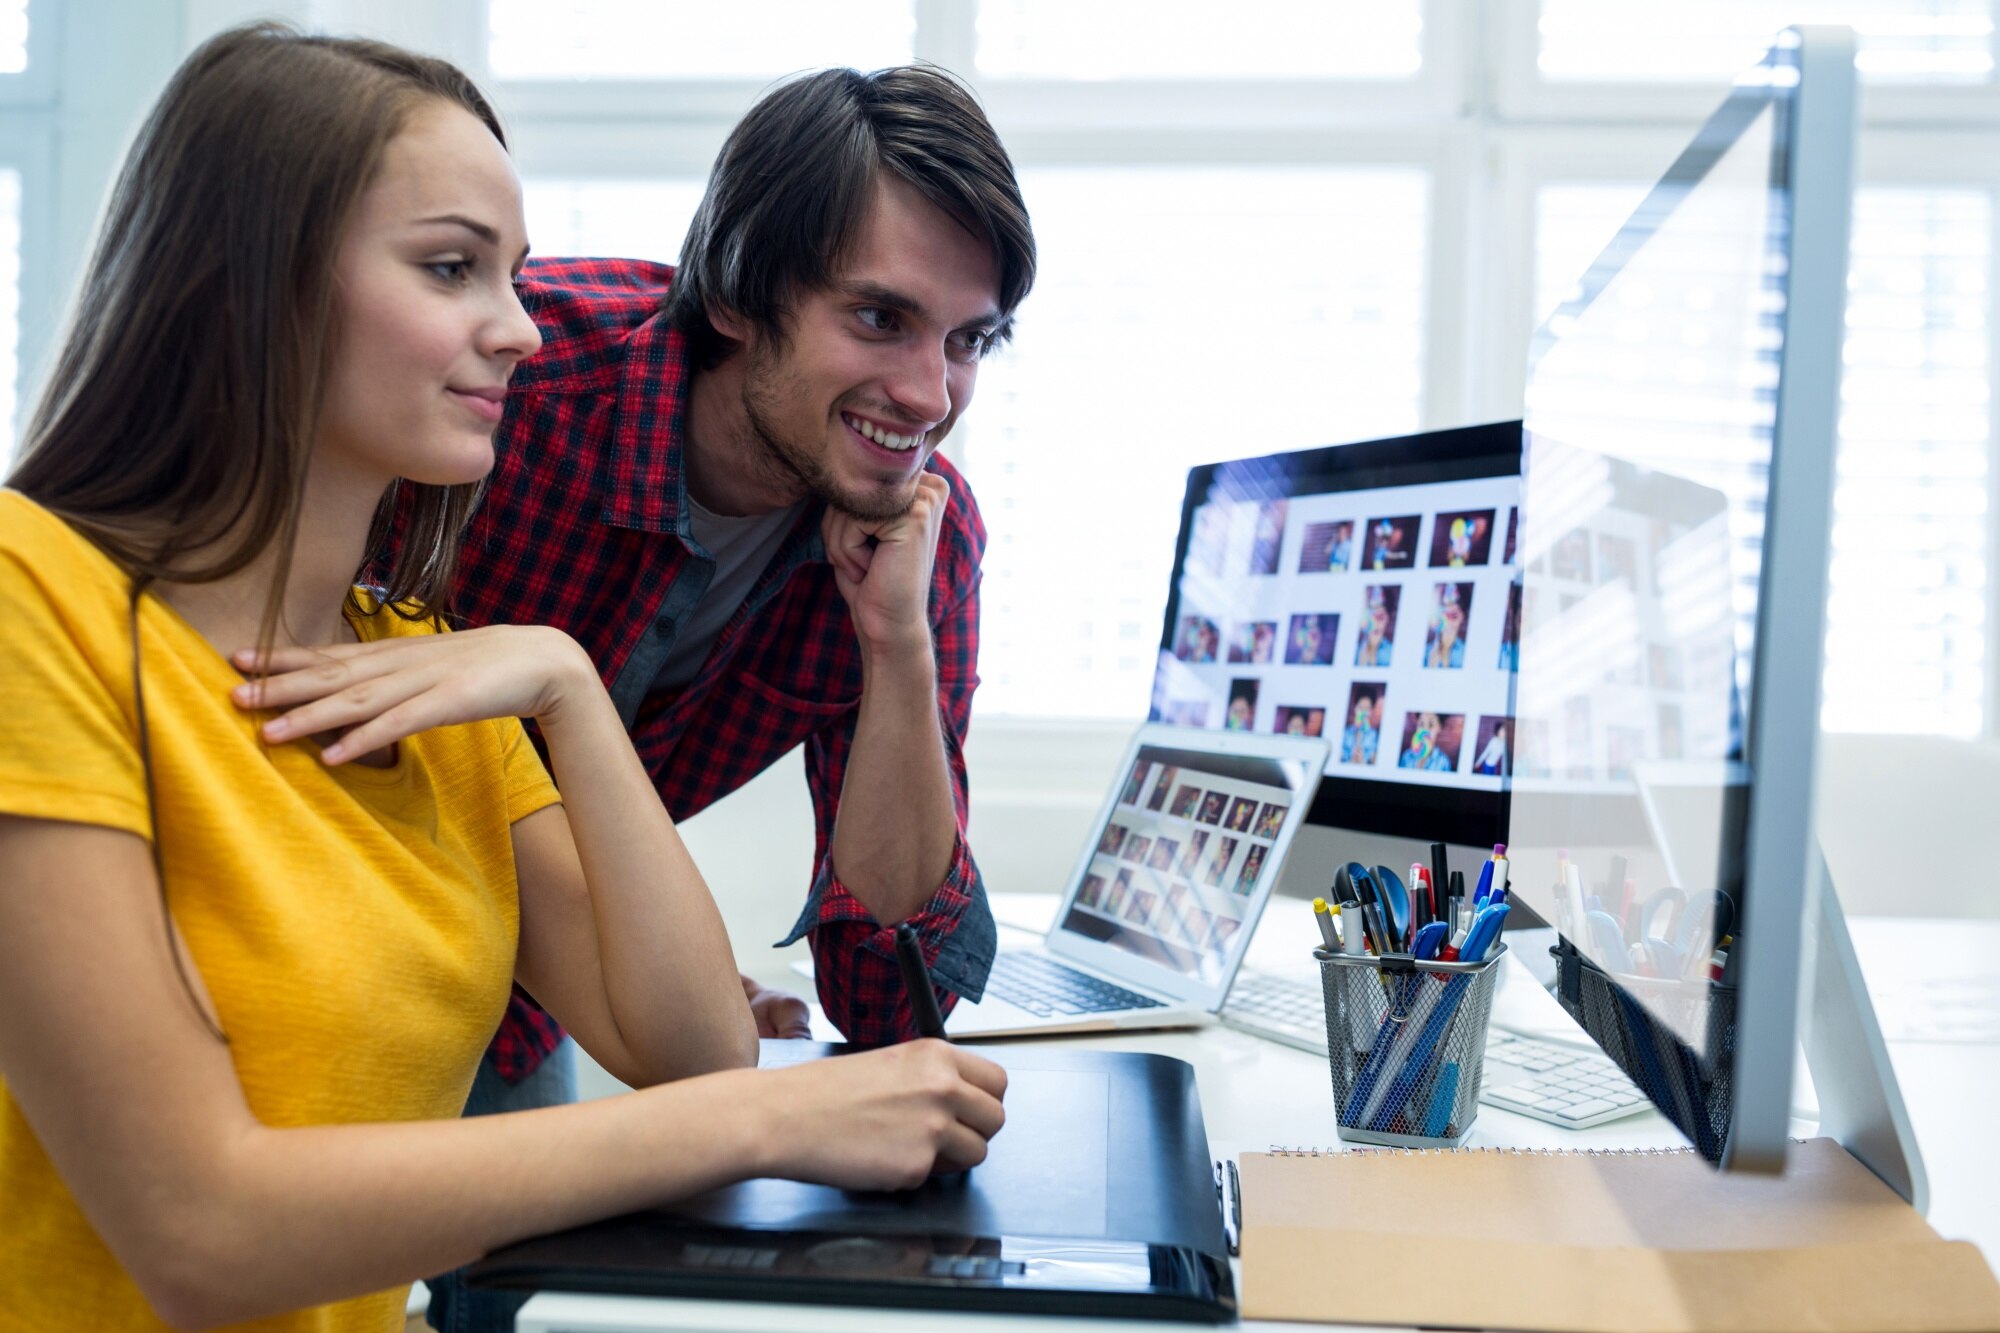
[1480, 1031, 1652, 1127]
[1220, 970, 1652, 1130]
[1218, 969, 1331, 1051]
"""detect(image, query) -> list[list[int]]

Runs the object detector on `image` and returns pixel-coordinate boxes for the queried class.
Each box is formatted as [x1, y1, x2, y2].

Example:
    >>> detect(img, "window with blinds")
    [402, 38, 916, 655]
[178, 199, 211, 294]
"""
[957, 166, 1429, 717]
[973, 0, 1423, 80]
[1537, 0, 1994, 83]
[1533, 180, 1991, 737]
[488, 0, 913, 80]
[0, 1, 23, 75]
[468, 0, 2000, 739]
[522, 180, 704, 263]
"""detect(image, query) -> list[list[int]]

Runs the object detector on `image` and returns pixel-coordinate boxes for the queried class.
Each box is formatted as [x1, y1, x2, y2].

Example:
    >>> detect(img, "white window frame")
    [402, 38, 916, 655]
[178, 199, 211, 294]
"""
[1489, 0, 2000, 125]
[272, 0, 2000, 739]
[0, 0, 58, 107]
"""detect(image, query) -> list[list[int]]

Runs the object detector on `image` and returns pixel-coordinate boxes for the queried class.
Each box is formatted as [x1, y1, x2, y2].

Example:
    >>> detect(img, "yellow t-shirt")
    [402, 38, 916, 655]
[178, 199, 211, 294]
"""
[0, 490, 562, 1332]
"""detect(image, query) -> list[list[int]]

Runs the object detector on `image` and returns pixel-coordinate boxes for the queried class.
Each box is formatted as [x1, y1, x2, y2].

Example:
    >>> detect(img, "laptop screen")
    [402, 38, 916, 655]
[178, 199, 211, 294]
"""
[1055, 735, 1322, 986]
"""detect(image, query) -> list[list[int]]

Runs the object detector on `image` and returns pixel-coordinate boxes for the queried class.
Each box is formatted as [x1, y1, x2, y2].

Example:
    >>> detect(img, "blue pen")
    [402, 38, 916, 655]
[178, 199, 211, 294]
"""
[1471, 844, 1500, 911]
[1412, 920, 1448, 962]
[1422, 1063, 1461, 1138]
[1459, 903, 1511, 963]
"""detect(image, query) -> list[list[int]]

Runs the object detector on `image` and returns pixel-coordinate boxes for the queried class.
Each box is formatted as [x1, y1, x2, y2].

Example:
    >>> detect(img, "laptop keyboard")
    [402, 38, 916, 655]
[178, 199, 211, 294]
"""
[986, 950, 1165, 1017]
[1221, 971, 1652, 1130]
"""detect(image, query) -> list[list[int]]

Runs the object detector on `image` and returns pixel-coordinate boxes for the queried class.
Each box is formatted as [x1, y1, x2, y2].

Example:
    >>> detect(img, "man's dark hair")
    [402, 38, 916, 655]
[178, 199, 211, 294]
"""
[664, 65, 1035, 368]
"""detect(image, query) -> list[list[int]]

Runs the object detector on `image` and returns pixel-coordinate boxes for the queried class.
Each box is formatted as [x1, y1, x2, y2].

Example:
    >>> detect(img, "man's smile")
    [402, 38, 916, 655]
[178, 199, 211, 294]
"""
[842, 411, 927, 453]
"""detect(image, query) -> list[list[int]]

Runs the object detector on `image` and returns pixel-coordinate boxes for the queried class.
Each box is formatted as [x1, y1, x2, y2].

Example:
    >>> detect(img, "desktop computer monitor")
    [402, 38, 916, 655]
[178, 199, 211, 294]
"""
[1149, 420, 1521, 869]
[1506, 26, 1857, 1171]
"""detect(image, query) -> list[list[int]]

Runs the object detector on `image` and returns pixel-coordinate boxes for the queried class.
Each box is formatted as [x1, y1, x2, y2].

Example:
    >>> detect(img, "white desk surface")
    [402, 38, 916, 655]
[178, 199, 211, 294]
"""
[520, 896, 2000, 1333]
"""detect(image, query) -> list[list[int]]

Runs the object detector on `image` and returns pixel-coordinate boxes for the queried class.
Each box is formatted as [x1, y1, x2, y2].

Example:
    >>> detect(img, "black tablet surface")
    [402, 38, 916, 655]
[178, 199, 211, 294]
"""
[467, 1042, 1235, 1322]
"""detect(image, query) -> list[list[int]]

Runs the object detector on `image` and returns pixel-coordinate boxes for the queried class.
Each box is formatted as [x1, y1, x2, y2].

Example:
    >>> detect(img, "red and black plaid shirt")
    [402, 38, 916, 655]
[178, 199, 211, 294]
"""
[454, 257, 995, 1081]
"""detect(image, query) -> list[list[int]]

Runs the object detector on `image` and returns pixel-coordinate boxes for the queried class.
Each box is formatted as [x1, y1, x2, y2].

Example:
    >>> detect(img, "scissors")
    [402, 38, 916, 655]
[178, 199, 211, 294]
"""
[1584, 909, 1631, 971]
[1636, 887, 1687, 943]
[1369, 863, 1412, 944]
[1344, 862, 1411, 946]
[1675, 888, 1737, 955]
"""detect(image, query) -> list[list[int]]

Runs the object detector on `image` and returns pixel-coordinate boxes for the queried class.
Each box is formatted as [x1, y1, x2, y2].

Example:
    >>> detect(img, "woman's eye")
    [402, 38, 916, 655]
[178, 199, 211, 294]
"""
[426, 258, 473, 284]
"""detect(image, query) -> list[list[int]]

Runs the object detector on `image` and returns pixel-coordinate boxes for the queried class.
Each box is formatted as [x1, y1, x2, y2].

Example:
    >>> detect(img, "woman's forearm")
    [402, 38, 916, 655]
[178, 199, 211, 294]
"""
[159, 1069, 772, 1329]
[534, 655, 757, 1082]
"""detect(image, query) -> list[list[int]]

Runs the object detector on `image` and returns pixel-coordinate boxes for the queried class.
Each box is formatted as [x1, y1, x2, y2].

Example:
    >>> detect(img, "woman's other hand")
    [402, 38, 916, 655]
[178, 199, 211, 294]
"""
[231, 624, 596, 764]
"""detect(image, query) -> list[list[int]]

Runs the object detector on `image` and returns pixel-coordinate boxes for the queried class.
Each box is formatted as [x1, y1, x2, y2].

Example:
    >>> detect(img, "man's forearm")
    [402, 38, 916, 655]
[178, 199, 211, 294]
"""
[828, 641, 958, 927]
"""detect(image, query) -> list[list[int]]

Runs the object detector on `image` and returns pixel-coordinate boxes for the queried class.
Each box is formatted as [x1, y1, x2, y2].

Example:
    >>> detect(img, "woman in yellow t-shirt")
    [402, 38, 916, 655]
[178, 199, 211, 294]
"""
[0, 24, 1004, 1333]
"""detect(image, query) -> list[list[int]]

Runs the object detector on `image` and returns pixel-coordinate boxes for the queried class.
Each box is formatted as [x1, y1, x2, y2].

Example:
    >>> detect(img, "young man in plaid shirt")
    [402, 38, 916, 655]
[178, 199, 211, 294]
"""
[423, 62, 1034, 1333]
[450, 67, 1031, 1117]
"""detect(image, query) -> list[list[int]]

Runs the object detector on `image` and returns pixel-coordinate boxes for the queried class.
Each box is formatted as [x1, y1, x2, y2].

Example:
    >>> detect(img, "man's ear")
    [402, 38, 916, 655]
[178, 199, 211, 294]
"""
[707, 301, 753, 345]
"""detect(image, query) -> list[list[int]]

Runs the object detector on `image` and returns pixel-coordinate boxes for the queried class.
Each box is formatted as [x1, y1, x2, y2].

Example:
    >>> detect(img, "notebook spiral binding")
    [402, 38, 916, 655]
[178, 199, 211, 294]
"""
[1265, 1136, 1814, 1157]
[1266, 1144, 1697, 1157]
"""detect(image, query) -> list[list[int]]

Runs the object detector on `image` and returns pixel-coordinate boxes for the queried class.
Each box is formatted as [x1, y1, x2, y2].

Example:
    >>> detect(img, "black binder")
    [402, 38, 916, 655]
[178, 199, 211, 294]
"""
[467, 1042, 1235, 1322]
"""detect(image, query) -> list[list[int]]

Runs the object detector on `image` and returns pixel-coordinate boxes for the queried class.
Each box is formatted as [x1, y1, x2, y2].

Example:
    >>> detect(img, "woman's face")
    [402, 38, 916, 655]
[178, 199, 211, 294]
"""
[1227, 695, 1253, 727]
[1353, 697, 1372, 726]
[317, 101, 541, 492]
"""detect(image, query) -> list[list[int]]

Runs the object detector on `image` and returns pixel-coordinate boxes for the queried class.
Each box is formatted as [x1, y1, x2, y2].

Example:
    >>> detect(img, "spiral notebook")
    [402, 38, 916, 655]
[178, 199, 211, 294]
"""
[1238, 1137, 2000, 1332]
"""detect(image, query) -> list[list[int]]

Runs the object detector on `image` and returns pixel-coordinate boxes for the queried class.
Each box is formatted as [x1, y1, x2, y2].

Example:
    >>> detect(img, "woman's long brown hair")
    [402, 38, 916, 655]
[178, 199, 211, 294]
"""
[5, 23, 511, 1037]
[8, 21, 505, 624]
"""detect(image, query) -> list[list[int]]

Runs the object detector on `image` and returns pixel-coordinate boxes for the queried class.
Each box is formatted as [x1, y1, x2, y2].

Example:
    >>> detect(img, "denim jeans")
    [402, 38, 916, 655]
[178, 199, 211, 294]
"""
[423, 1038, 578, 1333]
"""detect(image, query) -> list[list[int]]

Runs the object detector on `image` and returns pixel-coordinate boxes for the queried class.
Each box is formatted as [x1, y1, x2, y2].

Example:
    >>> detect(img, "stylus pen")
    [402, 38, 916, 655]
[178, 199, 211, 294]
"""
[1352, 869, 1391, 955]
[1429, 841, 1449, 921]
[893, 922, 948, 1040]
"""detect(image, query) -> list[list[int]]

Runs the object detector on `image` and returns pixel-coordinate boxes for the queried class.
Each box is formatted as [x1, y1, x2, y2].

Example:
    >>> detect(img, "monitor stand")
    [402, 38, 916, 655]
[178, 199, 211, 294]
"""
[1803, 848, 1928, 1211]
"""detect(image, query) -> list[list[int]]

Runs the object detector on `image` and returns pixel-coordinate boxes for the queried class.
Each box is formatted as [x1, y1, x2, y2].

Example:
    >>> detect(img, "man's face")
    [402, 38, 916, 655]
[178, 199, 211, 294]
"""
[732, 174, 1004, 520]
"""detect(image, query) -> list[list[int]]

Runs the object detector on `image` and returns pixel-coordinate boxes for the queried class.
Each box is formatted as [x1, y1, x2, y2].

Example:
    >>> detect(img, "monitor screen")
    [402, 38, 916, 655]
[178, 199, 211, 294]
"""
[1149, 423, 1521, 847]
[1507, 31, 1852, 1165]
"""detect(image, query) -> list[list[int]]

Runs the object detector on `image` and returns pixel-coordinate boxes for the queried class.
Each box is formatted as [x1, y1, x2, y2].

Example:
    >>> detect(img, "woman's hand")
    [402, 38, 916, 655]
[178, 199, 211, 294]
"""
[230, 624, 598, 764]
[758, 1040, 1006, 1191]
[742, 975, 813, 1040]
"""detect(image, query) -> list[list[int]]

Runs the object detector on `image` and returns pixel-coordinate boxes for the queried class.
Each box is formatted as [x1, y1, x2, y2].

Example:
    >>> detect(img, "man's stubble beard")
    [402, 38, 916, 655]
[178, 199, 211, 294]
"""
[739, 344, 921, 523]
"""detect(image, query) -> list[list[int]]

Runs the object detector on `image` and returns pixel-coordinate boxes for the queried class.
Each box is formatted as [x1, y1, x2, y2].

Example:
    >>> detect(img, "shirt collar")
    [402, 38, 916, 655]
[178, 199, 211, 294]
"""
[601, 311, 693, 536]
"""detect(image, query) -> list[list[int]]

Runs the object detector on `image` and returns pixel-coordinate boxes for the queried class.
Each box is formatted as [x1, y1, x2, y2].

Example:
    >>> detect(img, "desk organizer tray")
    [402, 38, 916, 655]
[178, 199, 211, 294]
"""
[1552, 940, 1736, 1159]
[467, 1043, 1235, 1323]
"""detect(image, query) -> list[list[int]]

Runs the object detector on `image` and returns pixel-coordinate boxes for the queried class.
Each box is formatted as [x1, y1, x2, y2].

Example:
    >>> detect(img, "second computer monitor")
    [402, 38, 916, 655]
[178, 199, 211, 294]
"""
[1149, 421, 1521, 850]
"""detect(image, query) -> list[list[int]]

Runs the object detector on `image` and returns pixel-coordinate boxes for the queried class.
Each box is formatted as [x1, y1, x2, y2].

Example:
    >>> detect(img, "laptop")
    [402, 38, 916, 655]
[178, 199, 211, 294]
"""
[947, 722, 1329, 1038]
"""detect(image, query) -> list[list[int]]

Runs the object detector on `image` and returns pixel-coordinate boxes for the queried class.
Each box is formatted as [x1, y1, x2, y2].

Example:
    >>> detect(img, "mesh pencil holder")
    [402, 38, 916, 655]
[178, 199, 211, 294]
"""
[1551, 942, 1738, 1160]
[1316, 944, 1507, 1149]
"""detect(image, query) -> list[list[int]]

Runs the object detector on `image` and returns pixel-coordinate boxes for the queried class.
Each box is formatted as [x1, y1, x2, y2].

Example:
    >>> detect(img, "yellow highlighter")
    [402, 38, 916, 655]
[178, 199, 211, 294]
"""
[1313, 897, 1341, 952]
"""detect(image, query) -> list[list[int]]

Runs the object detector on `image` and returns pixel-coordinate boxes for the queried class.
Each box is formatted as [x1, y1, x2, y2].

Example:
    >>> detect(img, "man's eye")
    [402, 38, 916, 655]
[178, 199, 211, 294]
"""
[953, 329, 994, 356]
[857, 307, 898, 332]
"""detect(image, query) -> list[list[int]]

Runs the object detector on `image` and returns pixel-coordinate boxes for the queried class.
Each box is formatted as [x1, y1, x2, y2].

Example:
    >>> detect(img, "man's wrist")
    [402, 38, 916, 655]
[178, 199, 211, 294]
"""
[857, 625, 936, 680]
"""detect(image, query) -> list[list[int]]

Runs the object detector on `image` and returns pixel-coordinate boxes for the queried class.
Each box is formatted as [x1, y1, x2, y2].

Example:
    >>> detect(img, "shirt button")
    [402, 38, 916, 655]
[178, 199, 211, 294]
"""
[653, 619, 672, 637]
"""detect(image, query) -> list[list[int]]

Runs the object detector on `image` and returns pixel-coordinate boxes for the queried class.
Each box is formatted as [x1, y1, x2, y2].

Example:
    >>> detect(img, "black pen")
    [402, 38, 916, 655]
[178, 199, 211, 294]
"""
[1430, 841, 1450, 925]
[894, 922, 948, 1040]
